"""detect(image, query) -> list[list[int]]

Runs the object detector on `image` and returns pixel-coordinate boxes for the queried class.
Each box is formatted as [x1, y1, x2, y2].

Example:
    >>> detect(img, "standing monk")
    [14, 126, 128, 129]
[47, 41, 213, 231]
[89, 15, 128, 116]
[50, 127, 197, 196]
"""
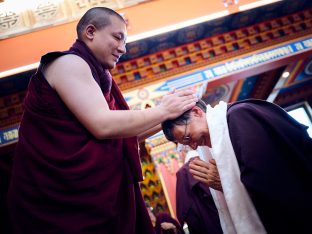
[8, 7, 197, 234]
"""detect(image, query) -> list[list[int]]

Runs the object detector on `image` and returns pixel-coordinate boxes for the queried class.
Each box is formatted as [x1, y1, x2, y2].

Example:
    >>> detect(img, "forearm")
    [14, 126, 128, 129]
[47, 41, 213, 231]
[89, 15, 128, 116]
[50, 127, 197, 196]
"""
[88, 90, 197, 139]
[138, 124, 162, 142]
[92, 107, 166, 139]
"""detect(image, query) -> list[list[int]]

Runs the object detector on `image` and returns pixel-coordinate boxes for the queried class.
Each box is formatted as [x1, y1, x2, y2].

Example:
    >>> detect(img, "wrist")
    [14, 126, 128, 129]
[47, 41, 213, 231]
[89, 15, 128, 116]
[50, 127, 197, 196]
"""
[156, 106, 168, 122]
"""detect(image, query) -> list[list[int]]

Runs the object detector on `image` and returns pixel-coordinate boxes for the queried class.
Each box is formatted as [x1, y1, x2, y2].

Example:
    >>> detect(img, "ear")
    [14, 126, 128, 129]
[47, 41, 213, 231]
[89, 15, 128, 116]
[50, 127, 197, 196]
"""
[85, 24, 96, 40]
[191, 106, 204, 117]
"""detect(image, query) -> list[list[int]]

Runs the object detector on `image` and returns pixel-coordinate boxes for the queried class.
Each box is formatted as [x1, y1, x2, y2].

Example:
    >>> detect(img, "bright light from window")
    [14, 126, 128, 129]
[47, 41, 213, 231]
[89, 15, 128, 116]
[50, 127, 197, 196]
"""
[288, 107, 312, 138]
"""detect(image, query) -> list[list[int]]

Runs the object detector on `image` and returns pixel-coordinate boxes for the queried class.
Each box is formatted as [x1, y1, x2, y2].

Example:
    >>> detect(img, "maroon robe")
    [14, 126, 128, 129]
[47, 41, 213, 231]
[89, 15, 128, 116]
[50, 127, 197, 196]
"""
[0, 151, 13, 234]
[8, 40, 155, 234]
[227, 99, 312, 234]
[176, 161, 223, 234]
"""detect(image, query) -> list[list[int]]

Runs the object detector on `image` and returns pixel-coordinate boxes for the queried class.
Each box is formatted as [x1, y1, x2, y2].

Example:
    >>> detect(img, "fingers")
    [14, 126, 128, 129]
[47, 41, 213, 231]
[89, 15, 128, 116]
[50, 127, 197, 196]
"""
[207, 159, 220, 178]
[169, 89, 198, 105]
[169, 90, 198, 104]
[166, 89, 194, 97]
[193, 173, 218, 188]
[189, 159, 210, 181]
[182, 96, 198, 105]
[193, 171, 222, 190]
[160, 91, 198, 120]
[207, 170, 220, 181]
[193, 175, 209, 184]
[182, 99, 197, 111]
[176, 89, 196, 97]
[191, 158, 210, 168]
[189, 159, 222, 189]
[189, 167, 208, 179]
[190, 161, 209, 173]
[209, 159, 216, 165]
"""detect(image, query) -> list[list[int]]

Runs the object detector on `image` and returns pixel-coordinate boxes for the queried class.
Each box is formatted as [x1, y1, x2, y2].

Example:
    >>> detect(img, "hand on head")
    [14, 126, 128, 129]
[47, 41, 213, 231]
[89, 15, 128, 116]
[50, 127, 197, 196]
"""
[159, 89, 198, 120]
[189, 158, 222, 191]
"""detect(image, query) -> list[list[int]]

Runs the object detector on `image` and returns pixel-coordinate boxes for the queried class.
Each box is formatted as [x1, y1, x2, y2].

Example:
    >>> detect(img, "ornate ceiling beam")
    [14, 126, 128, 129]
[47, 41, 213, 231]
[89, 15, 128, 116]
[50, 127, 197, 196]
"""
[112, 9, 312, 91]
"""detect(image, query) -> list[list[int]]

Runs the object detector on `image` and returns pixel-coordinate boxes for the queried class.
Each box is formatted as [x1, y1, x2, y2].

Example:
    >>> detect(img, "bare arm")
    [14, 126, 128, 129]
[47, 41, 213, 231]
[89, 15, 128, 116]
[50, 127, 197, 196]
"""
[138, 124, 162, 142]
[45, 55, 197, 139]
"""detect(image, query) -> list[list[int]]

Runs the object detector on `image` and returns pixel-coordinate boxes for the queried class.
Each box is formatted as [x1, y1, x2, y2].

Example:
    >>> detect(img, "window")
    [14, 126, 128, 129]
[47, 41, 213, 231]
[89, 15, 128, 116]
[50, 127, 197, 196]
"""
[286, 102, 312, 138]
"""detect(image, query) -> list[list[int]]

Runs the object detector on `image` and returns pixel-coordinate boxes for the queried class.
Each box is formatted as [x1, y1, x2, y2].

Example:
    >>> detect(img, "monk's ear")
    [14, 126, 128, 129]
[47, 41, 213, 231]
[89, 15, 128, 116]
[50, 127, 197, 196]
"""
[192, 106, 204, 117]
[85, 24, 96, 40]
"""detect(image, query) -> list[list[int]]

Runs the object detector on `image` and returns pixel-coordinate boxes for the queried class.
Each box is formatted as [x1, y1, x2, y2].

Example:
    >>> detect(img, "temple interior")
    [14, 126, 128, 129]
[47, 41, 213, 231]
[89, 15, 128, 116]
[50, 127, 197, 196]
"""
[0, 0, 311, 233]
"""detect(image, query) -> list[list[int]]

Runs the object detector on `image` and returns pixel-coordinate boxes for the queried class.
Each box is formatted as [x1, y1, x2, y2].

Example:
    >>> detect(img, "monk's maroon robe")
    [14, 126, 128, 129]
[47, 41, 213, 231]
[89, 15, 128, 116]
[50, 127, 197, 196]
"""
[8, 40, 155, 234]
[227, 99, 312, 234]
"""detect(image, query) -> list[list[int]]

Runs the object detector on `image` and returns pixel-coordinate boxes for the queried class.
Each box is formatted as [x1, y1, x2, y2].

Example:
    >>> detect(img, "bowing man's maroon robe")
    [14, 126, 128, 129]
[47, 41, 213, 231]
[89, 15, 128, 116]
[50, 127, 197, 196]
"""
[154, 213, 185, 234]
[227, 99, 312, 234]
[8, 40, 155, 234]
[176, 161, 223, 234]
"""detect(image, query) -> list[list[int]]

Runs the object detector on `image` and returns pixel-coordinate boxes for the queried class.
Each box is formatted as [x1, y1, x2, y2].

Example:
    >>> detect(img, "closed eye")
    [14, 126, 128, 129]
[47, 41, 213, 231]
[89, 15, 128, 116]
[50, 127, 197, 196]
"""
[113, 32, 127, 44]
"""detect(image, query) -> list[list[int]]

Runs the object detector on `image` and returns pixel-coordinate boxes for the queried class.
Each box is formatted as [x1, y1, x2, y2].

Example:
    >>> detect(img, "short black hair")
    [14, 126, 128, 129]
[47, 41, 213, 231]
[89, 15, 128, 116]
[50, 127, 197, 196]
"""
[161, 99, 207, 142]
[76, 7, 126, 40]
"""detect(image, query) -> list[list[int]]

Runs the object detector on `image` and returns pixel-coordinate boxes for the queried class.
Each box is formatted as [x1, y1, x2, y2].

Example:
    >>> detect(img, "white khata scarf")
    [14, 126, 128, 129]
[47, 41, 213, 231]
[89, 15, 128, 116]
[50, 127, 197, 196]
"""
[202, 101, 266, 234]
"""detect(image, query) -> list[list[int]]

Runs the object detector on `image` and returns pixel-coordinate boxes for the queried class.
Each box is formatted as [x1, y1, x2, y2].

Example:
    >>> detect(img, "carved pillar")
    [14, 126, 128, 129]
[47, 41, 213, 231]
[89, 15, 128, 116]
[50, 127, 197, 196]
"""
[145, 132, 182, 218]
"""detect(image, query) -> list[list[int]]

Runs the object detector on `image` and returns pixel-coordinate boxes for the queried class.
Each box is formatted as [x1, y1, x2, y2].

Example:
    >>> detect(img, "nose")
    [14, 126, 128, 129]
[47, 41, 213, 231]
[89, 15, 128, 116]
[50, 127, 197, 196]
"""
[190, 142, 198, 150]
[118, 42, 126, 55]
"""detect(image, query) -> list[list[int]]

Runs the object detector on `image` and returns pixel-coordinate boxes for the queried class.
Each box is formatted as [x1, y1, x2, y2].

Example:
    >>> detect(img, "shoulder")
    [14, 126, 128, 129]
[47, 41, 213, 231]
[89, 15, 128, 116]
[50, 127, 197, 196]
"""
[227, 99, 284, 118]
[43, 54, 92, 87]
[229, 98, 283, 110]
[47, 54, 89, 71]
[226, 99, 271, 135]
[229, 99, 268, 111]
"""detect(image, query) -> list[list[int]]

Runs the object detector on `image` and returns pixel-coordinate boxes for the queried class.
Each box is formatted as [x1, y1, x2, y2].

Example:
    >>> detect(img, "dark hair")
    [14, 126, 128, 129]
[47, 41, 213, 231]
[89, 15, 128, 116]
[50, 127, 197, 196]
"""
[161, 99, 207, 142]
[76, 7, 125, 40]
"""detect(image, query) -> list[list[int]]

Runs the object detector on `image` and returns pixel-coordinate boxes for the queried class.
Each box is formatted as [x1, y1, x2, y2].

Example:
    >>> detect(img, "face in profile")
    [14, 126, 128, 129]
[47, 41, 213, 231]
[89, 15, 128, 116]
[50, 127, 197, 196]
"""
[172, 107, 211, 149]
[91, 15, 127, 69]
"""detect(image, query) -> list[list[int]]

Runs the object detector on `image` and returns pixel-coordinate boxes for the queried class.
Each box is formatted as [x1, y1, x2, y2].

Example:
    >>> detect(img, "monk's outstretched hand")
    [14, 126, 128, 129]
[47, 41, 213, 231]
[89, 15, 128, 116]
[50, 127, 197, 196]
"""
[159, 89, 198, 120]
[189, 158, 222, 191]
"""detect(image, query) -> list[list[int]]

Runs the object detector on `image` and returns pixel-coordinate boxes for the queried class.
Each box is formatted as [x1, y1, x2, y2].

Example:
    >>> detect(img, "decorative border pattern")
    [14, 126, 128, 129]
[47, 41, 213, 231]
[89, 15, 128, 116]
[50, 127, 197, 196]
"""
[112, 9, 312, 91]
[0, 0, 151, 39]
